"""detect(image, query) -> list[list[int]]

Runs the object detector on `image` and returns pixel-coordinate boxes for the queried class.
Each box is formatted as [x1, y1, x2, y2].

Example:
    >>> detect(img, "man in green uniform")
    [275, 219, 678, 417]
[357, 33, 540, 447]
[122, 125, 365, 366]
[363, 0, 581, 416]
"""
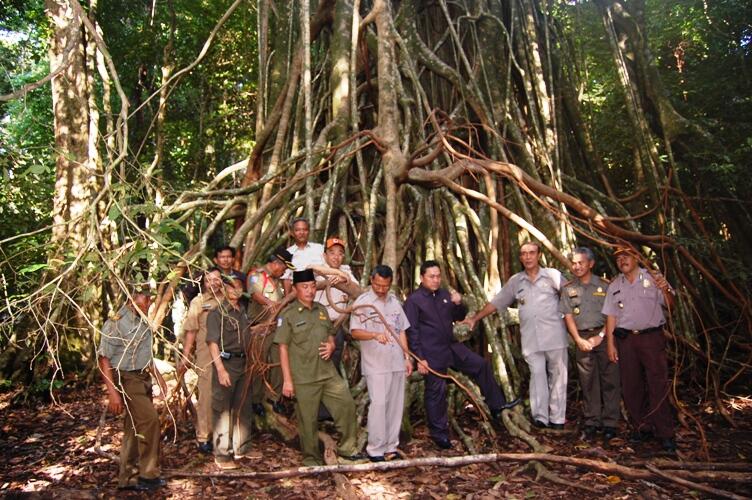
[246, 247, 294, 414]
[275, 269, 363, 466]
[98, 290, 167, 491]
[206, 277, 257, 470]
[559, 247, 620, 440]
[178, 268, 223, 453]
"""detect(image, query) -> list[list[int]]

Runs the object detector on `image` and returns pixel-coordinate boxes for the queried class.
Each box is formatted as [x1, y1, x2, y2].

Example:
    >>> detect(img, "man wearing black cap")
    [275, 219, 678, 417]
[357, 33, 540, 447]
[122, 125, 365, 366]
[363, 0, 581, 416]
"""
[246, 247, 295, 414]
[274, 269, 362, 466]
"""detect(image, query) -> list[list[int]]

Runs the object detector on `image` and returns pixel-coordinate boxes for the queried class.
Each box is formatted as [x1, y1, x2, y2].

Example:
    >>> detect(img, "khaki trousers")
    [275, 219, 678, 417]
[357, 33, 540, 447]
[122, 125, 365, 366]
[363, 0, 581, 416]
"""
[365, 371, 405, 457]
[525, 348, 568, 425]
[117, 370, 161, 487]
[195, 335, 213, 442]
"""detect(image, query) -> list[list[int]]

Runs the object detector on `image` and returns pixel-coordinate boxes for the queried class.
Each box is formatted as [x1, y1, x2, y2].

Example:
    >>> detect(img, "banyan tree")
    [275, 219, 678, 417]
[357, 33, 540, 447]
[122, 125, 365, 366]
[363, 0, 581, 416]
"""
[2, 0, 750, 471]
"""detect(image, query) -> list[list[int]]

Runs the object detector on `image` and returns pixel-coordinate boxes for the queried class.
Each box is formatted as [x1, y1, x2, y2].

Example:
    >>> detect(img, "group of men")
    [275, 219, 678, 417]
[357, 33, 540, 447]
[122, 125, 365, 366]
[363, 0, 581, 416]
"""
[97, 219, 678, 491]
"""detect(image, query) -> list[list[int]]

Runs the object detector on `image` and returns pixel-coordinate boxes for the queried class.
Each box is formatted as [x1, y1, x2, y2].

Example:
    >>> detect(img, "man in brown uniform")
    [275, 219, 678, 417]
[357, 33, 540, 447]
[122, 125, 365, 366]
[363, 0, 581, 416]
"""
[560, 247, 620, 440]
[207, 277, 256, 469]
[275, 269, 363, 466]
[247, 247, 294, 414]
[98, 291, 167, 491]
[179, 268, 223, 453]
[603, 245, 677, 452]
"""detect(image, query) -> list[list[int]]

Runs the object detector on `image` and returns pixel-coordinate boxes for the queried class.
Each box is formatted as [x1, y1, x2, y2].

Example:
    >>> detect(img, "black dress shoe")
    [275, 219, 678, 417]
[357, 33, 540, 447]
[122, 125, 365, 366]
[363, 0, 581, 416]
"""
[549, 423, 565, 430]
[433, 438, 452, 450]
[603, 427, 617, 440]
[533, 419, 548, 428]
[629, 430, 652, 444]
[661, 438, 677, 453]
[138, 477, 167, 489]
[500, 397, 522, 410]
[368, 455, 385, 462]
[339, 452, 367, 461]
[118, 483, 151, 492]
[583, 425, 599, 438]
[197, 440, 213, 454]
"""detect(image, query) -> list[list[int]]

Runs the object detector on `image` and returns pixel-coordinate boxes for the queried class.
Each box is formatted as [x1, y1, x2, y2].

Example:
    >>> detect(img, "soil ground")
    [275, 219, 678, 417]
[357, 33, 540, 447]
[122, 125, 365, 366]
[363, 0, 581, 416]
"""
[1, 385, 751, 499]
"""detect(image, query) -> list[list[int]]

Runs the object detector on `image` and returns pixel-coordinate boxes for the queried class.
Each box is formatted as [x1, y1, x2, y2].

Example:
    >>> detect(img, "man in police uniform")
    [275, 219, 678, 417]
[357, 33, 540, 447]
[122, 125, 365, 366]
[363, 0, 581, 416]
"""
[466, 242, 568, 429]
[560, 247, 620, 440]
[98, 290, 167, 491]
[275, 269, 363, 466]
[179, 268, 224, 453]
[206, 277, 256, 469]
[246, 247, 294, 414]
[603, 245, 677, 452]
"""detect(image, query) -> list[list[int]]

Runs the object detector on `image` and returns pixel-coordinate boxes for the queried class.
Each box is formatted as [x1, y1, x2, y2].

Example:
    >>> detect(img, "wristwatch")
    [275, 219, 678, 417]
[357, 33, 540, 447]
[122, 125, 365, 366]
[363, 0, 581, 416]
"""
[598, 331, 605, 338]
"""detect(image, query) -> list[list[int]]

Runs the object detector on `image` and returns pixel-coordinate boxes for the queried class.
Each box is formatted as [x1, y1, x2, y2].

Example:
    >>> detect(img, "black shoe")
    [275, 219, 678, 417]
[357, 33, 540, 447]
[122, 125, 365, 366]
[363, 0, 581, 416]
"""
[268, 399, 285, 414]
[629, 431, 646, 444]
[533, 419, 548, 429]
[603, 427, 617, 440]
[583, 425, 599, 438]
[500, 397, 522, 410]
[661, 438, 677, 453]
[433, 438, 452, 450]
[368, 455, 385, 462]
[197, 440, 213, 454]
[137, 477, 167, 489]
[118, 483, 151, 492]
[252, 403, 266, 417]
[549, 423, 565, 430]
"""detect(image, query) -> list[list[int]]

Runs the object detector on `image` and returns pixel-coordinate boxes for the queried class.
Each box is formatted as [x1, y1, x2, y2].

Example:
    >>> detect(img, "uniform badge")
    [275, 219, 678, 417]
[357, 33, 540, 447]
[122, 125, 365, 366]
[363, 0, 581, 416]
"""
[443, 299, 448, 303]
[250, 275, 258, 283]
[618, 301, 624, 309]
[277, 317, 283, 327]
[319, 312, 328, 321]
[295, 320, 306, 327]
[573, 307, 580, 315]
[568, 289, 578, 297]
[597, 287, 603, 293]
[643, 279, 651, 288]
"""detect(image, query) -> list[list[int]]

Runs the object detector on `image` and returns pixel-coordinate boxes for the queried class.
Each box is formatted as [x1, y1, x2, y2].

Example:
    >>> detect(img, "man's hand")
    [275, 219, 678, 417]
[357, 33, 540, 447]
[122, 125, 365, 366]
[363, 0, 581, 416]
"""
[319, 340, 335, 360]
[417, 359, 430, 375]
[650, 270, 670, 292]
[216, 366, 231, 387]
[607, 340, 619, 363]
[374, 333, 391, 345]
[449, 289, 462, 305]
[588, 334, 604, 348]
[460, 316, 477, 330]
[327, 275, 345, 286]
[107, 391, 124, 415]
[405, 358, 413, 377]
[282, 380, 295, 398]
[575, 337, 593, 352]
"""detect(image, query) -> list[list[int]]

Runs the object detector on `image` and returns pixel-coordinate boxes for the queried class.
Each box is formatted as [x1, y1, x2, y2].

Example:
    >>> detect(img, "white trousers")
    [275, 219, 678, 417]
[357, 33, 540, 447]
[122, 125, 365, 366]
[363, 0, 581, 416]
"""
[365, 371, 405, 457]
[524, 348, 568, 425]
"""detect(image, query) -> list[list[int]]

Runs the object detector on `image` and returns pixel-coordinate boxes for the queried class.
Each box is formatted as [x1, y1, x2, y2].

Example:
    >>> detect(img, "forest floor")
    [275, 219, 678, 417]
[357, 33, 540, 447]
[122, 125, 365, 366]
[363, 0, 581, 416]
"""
[1, 384, 751, 499]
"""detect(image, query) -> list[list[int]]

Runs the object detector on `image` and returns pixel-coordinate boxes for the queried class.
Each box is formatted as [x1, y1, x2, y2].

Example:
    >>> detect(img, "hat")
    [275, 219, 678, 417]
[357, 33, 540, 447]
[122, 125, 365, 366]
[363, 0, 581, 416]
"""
[292, 269, 316, 284]
[272, 247, 295, 269]
[613, 244, 638, 257]
[325, 236, 346, 250]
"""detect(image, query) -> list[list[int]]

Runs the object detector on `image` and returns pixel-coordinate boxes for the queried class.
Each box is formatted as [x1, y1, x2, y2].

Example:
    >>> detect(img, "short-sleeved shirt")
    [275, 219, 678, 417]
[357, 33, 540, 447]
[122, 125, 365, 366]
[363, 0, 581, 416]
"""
[350, 288, 410, 375]
[602, 268, 667, 331]
[559, 275, 608, 331]
[206, 301, 251, 353]
[490, 268, 567, 356]
[98, 306, 153, 371]
[314, 264, 358, 321]
[282, 242, 326, 280]
[247, 267, 284, 323]
[183, 293, 221, 346]
[274, 300, 338, 384]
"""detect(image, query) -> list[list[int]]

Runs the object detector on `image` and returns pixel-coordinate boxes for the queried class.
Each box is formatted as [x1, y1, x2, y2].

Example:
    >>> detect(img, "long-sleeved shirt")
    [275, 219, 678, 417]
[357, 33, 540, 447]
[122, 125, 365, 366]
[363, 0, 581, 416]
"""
[403, 286, 467, 371]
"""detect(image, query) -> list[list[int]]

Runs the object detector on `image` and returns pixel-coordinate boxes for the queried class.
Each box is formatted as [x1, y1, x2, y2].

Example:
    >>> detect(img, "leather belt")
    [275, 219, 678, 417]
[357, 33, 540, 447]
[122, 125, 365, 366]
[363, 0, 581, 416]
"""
[578, 327, 602, 334]
[614, 326, 663, 339]
[220, 351, 245, 359]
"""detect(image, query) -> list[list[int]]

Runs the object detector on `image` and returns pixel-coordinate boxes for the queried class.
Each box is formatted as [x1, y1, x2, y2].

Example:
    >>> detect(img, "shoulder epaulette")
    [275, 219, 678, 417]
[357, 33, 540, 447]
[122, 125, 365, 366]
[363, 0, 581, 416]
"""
[562, 279, 575, 288]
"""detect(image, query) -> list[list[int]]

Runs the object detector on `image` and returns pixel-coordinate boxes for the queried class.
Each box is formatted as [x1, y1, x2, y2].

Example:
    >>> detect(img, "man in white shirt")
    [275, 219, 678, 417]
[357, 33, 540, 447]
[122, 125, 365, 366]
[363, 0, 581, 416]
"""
[282, 217, 325, 294]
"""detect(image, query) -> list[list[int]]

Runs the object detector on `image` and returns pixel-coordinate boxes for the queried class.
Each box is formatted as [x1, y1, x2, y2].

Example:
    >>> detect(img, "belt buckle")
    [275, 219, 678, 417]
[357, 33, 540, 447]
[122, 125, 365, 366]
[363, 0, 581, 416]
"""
[631, 330, 640, 335]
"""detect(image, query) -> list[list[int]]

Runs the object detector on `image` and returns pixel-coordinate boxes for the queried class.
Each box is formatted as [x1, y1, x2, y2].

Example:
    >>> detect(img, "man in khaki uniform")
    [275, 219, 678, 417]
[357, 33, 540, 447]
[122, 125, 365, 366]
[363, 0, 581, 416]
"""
[559, 247, 620, 440]
[207, 277, 256, 470]
[98, 291, 167, 491]
[247, 247, 294, 413]
[275, 269, 363, 466]
[179, 268, 223, 453]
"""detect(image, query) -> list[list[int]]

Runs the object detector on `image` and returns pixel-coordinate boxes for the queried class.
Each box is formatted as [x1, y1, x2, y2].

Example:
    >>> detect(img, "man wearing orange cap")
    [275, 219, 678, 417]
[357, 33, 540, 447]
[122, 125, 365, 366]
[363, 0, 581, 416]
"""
[314, 236, 359, 371]
[603, 245, 677, 452]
